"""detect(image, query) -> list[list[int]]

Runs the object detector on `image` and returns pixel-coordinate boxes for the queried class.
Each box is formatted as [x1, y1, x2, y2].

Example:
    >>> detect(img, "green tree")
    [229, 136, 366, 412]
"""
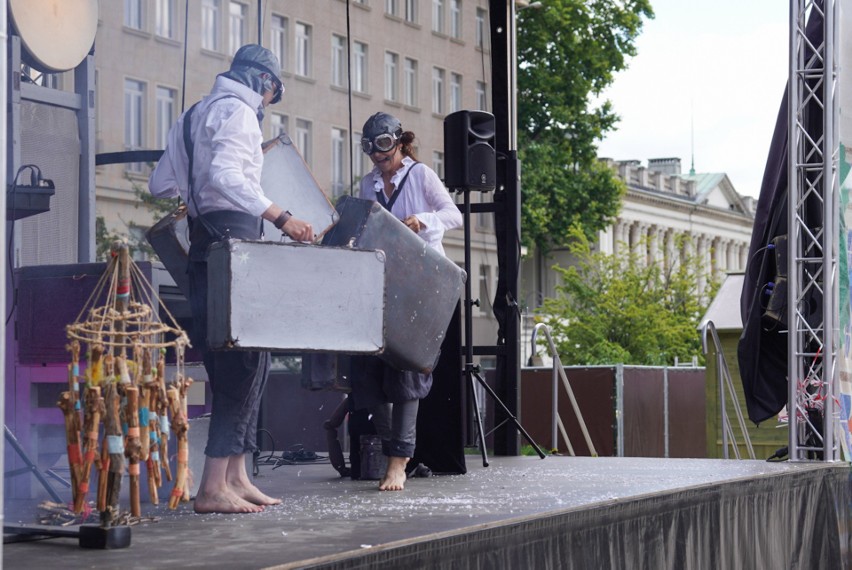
[517, 0, 654, 251]
[539, 227, 715, 366]
[95, 174, 180, 261]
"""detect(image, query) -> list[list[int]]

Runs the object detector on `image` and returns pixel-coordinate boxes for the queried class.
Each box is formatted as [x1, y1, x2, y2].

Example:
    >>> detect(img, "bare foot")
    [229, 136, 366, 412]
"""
[194, 488, 264, 514]
[231, 481, 282, 506]
[379, 456, 409, 491]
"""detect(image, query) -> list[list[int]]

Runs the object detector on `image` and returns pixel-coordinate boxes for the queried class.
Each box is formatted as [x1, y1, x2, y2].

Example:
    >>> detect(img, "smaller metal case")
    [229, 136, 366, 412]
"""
[323, 196, 467, 373]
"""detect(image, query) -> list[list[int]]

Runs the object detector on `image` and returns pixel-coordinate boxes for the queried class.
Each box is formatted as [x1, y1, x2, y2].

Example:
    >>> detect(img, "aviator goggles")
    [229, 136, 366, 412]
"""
[233, 58, 284, 104]
[360, 132, 399, 155]
[267, 77, 284, 104]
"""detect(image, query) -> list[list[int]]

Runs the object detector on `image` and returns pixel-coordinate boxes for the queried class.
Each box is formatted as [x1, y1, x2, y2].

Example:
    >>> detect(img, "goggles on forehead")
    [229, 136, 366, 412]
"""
[360, 132, 399, 154]
[233, 58, 284, 104]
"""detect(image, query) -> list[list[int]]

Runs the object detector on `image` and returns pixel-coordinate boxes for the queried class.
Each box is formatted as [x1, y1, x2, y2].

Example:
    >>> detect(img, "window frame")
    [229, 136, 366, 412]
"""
[124, 78, 147, 174]
[202, 0, 222, 52]
[384, 51, 399, 102]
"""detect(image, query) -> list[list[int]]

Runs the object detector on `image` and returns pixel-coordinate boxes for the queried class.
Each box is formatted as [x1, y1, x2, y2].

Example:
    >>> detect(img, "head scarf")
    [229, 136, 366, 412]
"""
[218, 44, 283, 122]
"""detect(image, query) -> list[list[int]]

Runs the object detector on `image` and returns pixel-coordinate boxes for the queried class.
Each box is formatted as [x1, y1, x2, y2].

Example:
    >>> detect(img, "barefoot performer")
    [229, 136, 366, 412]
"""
[352, 112, 462, 491]
[148, 44, 314, 513]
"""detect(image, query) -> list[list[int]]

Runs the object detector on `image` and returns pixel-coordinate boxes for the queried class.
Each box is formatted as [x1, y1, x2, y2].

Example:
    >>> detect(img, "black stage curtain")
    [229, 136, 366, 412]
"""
[413, 303, 466, 474]
[737, 1, 825, 424]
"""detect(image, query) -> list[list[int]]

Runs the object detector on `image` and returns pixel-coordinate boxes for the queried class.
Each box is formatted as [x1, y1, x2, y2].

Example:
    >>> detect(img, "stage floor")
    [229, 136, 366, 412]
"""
[3, 455, 850, 569]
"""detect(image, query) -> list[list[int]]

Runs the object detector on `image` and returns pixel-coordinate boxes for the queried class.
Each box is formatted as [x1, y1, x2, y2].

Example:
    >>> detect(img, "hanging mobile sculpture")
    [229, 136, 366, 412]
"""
[62, 241, 192, 522]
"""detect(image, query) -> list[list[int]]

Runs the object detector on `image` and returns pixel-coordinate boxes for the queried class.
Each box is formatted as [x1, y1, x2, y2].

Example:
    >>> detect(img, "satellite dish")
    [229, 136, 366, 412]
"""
[9, 0, 99, 73]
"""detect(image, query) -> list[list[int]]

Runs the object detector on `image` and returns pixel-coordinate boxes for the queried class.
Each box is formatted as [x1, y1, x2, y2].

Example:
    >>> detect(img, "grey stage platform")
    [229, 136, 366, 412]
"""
[3, 456, 850, 569]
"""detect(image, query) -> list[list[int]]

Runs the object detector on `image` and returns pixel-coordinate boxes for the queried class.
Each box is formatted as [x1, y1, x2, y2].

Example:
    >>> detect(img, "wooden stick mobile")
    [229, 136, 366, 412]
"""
[63, 241, 192, 522]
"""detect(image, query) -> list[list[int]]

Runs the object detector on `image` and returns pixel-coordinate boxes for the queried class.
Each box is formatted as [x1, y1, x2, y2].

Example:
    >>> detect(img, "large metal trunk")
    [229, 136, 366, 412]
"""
[322, 196, 466, 372]
[206, 240, 386, 354]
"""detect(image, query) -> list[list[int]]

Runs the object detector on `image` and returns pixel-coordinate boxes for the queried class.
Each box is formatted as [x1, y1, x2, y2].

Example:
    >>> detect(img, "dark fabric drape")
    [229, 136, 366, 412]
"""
[737, 2, 826, 424]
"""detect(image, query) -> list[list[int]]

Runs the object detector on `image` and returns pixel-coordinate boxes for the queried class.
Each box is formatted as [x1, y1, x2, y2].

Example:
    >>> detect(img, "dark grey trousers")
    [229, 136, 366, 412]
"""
[187, 210, 270, 458]
[369, 400, 419, 458]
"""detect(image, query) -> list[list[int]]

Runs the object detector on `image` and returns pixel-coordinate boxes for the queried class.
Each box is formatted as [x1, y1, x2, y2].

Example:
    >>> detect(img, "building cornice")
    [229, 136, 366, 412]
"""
[625, 185, 754, 225]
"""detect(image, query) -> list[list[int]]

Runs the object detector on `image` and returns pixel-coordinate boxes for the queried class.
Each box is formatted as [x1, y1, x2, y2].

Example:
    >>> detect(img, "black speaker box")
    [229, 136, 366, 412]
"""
[772, 235, 787, 278]
[444, 110, 496, 191]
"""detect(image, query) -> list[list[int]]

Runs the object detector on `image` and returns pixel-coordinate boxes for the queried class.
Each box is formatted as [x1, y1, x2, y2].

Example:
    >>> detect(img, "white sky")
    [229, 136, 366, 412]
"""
[595, 0, 789, 198]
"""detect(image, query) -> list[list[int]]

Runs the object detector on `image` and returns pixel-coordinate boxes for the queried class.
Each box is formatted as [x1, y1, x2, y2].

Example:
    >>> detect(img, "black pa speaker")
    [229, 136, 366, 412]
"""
[443, 110, 496, 191]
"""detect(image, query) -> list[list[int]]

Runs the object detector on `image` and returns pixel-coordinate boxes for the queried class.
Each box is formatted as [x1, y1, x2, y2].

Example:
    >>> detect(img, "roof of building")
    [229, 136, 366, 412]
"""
[699, 273, 745, 332]
[681, 171, 752, 215]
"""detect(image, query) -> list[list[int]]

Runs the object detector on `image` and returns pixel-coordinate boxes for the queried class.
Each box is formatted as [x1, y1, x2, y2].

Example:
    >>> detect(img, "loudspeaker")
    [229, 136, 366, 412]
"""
[762, 277, 787, 328]
[444, 110, 496, 191]
[772, 235, 787, 277]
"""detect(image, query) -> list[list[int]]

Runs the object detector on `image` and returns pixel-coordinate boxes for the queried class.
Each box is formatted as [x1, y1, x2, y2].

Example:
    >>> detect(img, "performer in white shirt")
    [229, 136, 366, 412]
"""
[149, 44, 312, 514]
[354, 112, 462, 490]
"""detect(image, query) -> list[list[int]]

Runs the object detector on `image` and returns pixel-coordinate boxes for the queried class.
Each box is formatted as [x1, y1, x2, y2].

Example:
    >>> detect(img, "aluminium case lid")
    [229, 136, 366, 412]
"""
[259, 133, 339, 240]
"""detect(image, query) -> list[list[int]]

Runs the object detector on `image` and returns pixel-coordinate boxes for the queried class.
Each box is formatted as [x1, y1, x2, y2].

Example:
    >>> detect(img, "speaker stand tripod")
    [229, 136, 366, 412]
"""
[459, 188, 545, 466]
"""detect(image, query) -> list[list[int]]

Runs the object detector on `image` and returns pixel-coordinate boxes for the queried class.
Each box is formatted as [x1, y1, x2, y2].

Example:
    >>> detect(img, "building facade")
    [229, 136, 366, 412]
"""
[520, 157, 756, 364]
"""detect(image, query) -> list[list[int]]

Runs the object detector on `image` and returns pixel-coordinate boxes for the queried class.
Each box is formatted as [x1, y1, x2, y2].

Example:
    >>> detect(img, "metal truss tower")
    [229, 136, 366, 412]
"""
[787, 0, 840, 461]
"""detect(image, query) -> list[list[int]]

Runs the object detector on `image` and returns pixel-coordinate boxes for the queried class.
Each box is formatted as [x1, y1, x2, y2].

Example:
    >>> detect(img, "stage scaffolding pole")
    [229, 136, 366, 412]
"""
[787, 0, 840, 462]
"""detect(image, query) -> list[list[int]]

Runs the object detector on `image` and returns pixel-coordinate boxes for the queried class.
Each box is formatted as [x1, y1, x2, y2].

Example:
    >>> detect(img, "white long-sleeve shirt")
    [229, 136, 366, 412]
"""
[148, 76, 272, 217]
[359, 156, 462, 256]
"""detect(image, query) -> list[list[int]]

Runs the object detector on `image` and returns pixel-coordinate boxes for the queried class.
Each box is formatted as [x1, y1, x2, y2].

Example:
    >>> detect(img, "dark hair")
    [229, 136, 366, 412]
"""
[400, 130, 418, 160]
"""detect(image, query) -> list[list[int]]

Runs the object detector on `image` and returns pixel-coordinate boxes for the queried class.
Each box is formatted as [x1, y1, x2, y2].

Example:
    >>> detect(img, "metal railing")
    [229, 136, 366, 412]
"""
[530, 323, 597, 456]
[700, 321, 756, 459]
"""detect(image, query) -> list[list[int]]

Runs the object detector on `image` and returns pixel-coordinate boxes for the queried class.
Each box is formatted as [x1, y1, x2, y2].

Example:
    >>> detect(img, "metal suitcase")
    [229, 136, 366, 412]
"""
[258, 133, 339, 239]
[206, 240, 387, 354]
[322, 196, 466, 373]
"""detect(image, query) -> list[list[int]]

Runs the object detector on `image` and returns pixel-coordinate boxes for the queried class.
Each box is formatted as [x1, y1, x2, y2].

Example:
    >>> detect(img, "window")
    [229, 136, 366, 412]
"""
[331, 127, 347, 198]
[476, 7, 487, 48]
[476, 80, 487, 110]
[432, 67, 445, 115]
[450, 72, 462, 113]
[386, 0, 399, 17]
[124, 79, 146, 173]
[405, 0, 418, 23]
[270, 113, 288, 139]
[432, 0, 445, 34]
[331, 35, 346, 87]
[295, 118, 312, 167]
[125, 0, 143, 30]
[384, 52, 399, 102]
[404, 58, 418, 107]
[156, 86, 176, 149]
[479, 264, 492, 312]
[156, 0, 175, 38]
[353, 41, 368, 93]
[270, 15, 288, 72]
[450, 0, 462, 39]
[202, 0, 221, 51]
[476, 192, 493, 230]
[130, 227, 150, 262]
[229, 2, 247, 56]
[296, 23, 312, 77]
[432, 151, 444, 179]
[352, 132, 367, 181]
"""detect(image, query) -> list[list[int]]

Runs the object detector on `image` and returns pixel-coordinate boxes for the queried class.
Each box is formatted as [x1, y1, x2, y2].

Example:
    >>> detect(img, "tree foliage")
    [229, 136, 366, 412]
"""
[516, 0, 653, 251]
[539, 227, 715, 366]
[95, 174, 180, 262]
